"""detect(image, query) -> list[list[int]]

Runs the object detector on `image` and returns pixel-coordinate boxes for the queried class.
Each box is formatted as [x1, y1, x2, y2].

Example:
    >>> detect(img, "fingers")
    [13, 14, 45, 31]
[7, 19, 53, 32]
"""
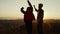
[27, 0, 29, 2]
[34, 5, 35, 8]
[27, 0, 29, 1]
[33, 5, 35, 6]
[21, 7, 24, 9]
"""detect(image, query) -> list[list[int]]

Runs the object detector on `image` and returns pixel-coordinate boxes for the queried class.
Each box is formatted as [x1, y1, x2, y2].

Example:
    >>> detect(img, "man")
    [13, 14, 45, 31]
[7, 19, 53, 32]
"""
[34, 3, 44, 34]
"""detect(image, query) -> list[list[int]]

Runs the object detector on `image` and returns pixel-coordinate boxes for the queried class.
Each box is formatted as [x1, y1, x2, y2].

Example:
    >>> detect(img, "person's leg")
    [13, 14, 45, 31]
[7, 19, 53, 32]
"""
[25, 21, 32, 34]
[37, 20, 43, 34]
[28, 21, 32, 34]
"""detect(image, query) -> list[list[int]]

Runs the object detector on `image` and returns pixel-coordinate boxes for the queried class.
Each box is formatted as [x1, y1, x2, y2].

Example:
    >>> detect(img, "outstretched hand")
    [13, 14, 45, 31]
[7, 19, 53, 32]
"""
[27, 0, 29, 1]
[34, 5, 35, 8]
[21, 7, 24, 12]
[27, 0, 29, 2]
[21, 7, 24, 10]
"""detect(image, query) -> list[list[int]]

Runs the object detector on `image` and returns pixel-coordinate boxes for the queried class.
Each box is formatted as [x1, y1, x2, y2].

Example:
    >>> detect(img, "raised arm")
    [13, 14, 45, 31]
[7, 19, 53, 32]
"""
[20, 7, 25, 14]
[34, 5, 38, 12]
[27, 0, 32, 7]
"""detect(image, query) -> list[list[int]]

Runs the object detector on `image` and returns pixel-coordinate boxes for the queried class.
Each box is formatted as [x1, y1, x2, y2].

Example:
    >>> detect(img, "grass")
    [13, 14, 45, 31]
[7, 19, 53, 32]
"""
[0, 19, 60, 34]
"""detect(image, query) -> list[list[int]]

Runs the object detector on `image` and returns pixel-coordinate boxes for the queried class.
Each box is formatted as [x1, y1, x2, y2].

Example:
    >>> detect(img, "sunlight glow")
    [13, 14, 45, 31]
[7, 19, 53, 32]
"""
[0, 0, 60, 19]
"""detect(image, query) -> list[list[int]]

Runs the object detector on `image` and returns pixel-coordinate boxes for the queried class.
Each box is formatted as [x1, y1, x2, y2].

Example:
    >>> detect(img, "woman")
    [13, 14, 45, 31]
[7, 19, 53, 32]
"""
[20, 0, 35, 34]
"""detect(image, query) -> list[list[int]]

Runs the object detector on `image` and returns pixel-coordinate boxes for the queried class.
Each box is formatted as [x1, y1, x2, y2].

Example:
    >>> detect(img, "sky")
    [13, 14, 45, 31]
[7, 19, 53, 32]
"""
[0, 0, 60, 20]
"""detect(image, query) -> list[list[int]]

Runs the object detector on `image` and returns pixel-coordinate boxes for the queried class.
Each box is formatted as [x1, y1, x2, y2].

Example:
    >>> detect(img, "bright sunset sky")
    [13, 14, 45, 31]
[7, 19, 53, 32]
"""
[0, 0, 60, 19]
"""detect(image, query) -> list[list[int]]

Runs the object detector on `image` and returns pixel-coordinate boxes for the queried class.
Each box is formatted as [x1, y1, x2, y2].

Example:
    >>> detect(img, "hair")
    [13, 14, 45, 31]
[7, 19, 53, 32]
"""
[26, 7, 32, 12]
[38, 3, 43, 9]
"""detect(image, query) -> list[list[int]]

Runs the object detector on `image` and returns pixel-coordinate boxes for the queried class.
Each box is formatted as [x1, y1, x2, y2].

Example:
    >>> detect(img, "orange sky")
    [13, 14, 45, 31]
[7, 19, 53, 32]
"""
[0, 0, 60, 20]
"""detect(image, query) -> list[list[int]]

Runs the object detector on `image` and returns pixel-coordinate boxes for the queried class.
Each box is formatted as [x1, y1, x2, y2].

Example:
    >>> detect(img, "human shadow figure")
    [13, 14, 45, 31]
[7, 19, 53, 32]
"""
[20, 0, 35, 34]
[34, 3, 44, 34]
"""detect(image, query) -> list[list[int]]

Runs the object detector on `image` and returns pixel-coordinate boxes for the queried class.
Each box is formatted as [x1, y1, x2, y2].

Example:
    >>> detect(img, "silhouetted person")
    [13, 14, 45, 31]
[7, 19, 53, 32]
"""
[20, 0, 35, 34]
[34, 3, 44, 34]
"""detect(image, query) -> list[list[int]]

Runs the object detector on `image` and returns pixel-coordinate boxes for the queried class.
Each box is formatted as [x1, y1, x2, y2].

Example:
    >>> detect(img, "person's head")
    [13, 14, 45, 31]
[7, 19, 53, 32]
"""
[26, 7, 32, 12]
[38, 3, 43, 9]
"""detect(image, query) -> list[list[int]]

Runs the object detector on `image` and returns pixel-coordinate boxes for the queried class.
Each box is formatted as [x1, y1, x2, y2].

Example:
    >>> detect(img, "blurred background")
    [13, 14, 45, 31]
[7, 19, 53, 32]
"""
[0, 0, 60, 34]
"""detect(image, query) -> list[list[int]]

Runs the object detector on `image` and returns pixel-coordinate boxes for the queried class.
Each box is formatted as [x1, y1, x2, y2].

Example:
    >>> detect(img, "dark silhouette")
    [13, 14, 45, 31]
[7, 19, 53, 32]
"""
[20, 0, 35, 34]
[34, 3, 44, 34]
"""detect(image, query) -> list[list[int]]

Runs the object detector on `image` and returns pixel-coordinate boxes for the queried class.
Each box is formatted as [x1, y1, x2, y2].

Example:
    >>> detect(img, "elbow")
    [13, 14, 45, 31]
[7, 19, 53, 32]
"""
[20, 9, 22, 11]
